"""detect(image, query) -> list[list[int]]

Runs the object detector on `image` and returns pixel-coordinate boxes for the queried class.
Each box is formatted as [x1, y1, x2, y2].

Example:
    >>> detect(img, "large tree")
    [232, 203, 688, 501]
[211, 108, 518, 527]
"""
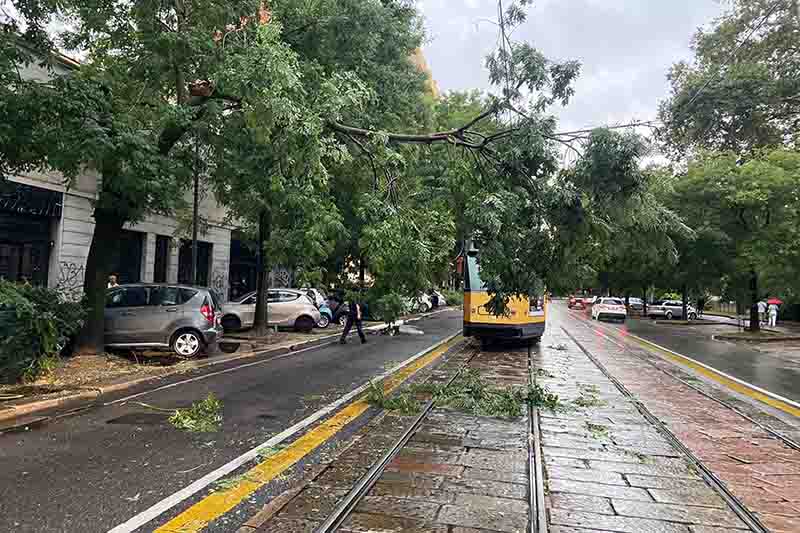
[659, 0, 800, 156]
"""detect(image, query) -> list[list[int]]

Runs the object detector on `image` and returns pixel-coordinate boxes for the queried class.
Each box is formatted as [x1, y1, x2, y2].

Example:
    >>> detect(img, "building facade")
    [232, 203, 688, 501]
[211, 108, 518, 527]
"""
[1, 52, 289, 301]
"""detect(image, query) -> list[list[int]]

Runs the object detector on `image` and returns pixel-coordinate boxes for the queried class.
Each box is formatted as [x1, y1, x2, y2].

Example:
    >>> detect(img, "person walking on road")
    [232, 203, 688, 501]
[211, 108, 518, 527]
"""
[768, 302, 779, 328]
[758, 299, 767, 325]
[340, 295, 367, 345]
[107, 274, 119, 289]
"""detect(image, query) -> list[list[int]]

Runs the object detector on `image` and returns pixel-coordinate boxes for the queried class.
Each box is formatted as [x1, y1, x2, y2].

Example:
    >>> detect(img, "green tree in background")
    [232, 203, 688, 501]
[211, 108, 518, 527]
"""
[659, 0, 800, 156]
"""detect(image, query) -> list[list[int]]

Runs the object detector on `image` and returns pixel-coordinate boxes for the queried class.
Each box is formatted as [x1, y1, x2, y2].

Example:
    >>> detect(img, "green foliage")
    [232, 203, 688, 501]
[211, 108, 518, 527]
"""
[168, 393, 223, 433]
[371, 293, 407, 324]
[658, 0, 800, 155]
[527, 382, 561, 410]
[441, 289, 463, 307]
[0, 281, 85, 383]
[365, 381, 421, 415]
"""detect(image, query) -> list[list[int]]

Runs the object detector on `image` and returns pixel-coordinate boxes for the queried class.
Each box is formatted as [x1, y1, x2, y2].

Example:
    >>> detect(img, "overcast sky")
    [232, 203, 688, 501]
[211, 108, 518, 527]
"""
[418, 0, 726, 135]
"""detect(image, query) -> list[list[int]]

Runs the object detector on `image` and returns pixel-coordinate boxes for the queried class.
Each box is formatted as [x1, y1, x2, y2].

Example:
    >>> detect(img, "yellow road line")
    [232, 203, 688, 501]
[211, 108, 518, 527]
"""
[155, 336, 462, 533]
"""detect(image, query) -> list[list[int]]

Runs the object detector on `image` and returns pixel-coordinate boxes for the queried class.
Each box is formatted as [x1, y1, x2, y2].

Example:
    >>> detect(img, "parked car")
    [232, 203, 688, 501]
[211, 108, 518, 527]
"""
[222, 289, 321, 332]
[431, 289, 447, 307]
[627, 297, 644, 312]
[105, 284, 223, 357]
[591, 297, 627, 322]
[648, 300, 697, 320]
[300, 287, 333, 328]
[406, 293, 433, 313]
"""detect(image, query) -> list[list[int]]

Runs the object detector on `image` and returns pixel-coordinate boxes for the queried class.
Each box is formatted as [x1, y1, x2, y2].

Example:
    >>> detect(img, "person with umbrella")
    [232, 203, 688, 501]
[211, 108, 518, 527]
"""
[767, 297, 782, 328]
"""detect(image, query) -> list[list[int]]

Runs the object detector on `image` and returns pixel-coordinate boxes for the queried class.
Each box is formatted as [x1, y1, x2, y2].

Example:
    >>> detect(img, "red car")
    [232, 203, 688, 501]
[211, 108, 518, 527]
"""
[568, 296, 585, 309]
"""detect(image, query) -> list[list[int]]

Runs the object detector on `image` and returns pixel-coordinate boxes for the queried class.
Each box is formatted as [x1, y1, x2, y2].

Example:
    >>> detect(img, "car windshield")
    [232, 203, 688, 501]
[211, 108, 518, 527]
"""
[604, 298, 623, 306]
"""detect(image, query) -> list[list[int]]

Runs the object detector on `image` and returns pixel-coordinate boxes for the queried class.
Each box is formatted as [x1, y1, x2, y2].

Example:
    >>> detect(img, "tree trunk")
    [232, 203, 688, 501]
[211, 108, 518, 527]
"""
[642, 285, 648, 317]
[624, 292, 630, 313]
[681, 283, 688, 321]
[253, 210, 271, 335]
[749, 269, 760, 332]
[74, 209, 125, 355]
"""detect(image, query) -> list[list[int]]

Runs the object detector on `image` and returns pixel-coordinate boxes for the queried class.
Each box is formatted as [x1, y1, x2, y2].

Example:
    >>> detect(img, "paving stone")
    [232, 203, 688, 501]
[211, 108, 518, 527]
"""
[441, 478, 527, 500]
[549, 508, 691, 533]
[625, 474, 712, 490]
[588, 460, 698, 478]
[544, 445, 673, 464]
[546, 456, 589, 469]
[356, 495, 441, 521]
[611, 499, 746, 527]
[340, 511, 448, 533]
[375, 470, 445, 489]
[437, 504, 527, 533]
[549, 478, 653, 501]
[385, 460, 464, 477]
[461, 467, 528, 484]
[759, 512, 800, 533]
[278, 486, 347, 520]
[255, 517, 320, 532]
[688, 526, 750, 533]
[548, 466, 627, 485]
[370, 481, 456, 503]
[449, 493, 528, 514]
[549, 492, 615, 514]
[647, 488, 727, 508]
[456, 449, 527, 473]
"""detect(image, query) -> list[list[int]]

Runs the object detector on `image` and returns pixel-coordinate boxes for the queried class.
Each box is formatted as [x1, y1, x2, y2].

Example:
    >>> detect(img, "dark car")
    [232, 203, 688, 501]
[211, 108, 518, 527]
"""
[105, 284, 223, 357]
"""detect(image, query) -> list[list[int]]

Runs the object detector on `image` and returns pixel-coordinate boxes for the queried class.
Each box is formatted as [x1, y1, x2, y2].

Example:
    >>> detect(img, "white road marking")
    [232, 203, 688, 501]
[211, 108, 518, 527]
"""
[106, 330, 460, 533]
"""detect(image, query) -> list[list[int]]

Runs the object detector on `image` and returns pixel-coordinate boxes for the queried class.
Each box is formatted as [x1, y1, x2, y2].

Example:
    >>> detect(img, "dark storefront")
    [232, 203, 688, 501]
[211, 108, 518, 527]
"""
[0, 182, 62, 285]
[153, 235, 171, 283]
[109, 230, 144, 284]
[228, 235, 257, 300]
[178, 239, 211, 287]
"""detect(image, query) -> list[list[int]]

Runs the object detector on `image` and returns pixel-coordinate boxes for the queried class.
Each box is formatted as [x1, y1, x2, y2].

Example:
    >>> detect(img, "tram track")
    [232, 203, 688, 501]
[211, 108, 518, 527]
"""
[314, 341, 549, 533]
[562, 325, 771, 533]
[570, 311, 800, 452]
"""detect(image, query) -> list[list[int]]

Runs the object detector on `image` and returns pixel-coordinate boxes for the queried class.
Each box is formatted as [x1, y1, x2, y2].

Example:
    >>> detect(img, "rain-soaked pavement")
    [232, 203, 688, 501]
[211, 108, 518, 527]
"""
[247, 305, 800, 533]
[577, 309, 800, 404]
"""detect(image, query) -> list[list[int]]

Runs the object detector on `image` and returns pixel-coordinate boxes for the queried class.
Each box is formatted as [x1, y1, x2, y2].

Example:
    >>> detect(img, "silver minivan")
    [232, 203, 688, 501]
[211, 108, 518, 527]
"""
[105, 284, 224, 357]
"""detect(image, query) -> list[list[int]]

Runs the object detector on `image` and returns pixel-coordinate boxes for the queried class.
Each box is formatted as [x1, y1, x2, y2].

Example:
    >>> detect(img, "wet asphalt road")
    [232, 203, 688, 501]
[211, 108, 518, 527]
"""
[0, 310, 462, 533]
[570, 308, 800, 404]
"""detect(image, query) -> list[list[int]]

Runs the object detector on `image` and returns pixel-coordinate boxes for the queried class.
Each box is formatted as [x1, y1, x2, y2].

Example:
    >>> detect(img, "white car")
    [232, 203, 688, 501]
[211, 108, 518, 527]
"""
[591, 297, 627, 322]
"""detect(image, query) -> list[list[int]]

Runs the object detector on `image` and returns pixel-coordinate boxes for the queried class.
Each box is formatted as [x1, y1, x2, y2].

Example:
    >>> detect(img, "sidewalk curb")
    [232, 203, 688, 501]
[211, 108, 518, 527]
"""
[0, 308, 455, 426]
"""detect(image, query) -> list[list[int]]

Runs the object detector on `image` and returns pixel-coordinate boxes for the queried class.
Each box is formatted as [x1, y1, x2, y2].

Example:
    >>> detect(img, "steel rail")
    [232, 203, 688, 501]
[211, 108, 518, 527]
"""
[563, 326, 770, 533]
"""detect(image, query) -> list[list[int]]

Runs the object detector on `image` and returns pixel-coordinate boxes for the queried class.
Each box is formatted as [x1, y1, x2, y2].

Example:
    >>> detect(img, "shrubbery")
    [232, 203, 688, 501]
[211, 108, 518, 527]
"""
[0, 281, 86, 383]
[442, 289, 464, 307]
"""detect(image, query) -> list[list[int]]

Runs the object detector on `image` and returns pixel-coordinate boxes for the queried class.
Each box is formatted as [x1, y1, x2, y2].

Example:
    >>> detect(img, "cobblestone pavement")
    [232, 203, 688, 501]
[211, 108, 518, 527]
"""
[252, 341, 534, 533]
[537, 326, 754, 533]
[557, 306, 800, 533]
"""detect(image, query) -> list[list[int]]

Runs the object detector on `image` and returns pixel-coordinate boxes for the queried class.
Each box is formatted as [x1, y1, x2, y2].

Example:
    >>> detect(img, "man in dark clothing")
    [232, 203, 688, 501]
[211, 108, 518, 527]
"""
[340, 297, 366, 344]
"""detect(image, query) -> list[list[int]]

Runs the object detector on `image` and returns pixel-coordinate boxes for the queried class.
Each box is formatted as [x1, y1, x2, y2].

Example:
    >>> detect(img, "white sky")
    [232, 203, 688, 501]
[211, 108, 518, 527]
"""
[418, 0, 726, 135]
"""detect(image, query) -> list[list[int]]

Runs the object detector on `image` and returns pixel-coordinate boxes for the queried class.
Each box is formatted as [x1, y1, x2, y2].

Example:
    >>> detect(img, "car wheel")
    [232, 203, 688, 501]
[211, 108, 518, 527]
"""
[689, 312, 697, 321]
[317, 314, 331, 328]
[665, 311, 673, 320]
[172, 330, 203, 358]
[295, 316, 315, 332]
[221, 315, 242, 332]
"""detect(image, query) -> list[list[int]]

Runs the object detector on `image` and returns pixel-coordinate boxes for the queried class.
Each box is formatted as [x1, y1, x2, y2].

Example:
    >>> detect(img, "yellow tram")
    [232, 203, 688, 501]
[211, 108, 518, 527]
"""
[462, 248, 547, 344]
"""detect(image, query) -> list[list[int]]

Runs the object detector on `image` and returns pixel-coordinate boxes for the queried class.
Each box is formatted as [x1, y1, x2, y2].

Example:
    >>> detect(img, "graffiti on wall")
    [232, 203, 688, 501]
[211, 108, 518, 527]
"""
[211, 269, 228, 298]
[56, 262, 85, 301]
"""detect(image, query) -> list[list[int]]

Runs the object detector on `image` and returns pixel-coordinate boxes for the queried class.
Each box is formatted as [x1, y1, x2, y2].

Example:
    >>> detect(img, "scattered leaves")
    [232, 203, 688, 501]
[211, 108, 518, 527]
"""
[169, 393, 223, 433]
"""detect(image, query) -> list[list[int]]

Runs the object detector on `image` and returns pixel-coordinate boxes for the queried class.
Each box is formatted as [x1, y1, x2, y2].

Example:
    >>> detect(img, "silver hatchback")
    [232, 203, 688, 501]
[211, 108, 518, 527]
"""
[105, 284, 224, 357]
[222, 289, 321, 332]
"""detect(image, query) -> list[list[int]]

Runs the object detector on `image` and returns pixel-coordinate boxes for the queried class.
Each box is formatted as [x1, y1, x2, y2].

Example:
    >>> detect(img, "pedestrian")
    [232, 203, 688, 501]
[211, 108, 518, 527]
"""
[757, 299, 767, 325]
[768, 302, 779, 328]
[430, 289, 439, 309]
[340, 294, 366, 345]
[107, 274, 119, 289]
[697, 296, 706, 317]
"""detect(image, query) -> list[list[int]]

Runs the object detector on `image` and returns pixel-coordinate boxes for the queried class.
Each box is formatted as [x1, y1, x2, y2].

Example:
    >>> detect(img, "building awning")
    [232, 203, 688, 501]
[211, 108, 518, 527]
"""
[0, 181, 63, 218]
